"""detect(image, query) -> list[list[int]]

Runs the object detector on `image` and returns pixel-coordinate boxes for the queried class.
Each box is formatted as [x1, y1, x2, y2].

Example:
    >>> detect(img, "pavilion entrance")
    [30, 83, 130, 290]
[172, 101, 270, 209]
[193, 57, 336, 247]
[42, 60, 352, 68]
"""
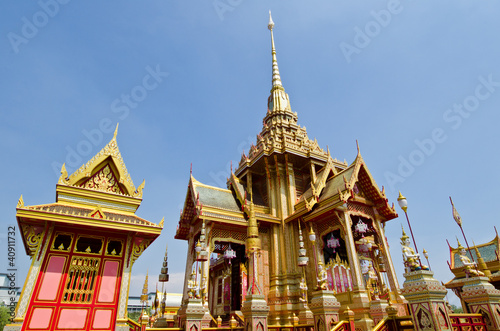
[209, 241, 247, 318]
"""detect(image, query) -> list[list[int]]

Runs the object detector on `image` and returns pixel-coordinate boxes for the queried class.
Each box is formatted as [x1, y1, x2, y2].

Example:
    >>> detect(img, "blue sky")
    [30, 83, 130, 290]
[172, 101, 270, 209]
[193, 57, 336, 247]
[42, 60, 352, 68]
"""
[1, 1, 500, 305]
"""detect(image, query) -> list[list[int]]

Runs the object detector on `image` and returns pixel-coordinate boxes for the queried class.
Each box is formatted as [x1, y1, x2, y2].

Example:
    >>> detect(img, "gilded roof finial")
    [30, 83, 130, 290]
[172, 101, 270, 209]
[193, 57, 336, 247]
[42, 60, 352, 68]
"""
[17, 195, 24, 208]
[134, 179, 145, 198]
[59, 163, 69, 184]
[113, 123, 119, 140]
[268, 11, 282, 89]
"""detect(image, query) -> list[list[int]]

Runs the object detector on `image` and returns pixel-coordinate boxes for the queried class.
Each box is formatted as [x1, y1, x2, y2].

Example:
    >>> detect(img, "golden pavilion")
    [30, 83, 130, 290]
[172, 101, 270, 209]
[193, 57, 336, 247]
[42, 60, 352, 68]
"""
[174, 12, 406, 331]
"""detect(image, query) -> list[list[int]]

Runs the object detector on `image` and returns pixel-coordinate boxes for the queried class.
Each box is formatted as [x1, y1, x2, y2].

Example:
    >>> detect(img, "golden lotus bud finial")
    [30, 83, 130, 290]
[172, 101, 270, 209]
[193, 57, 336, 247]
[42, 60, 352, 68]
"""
[268, 10, 274, 30]
[397, 191, 408, 212]
[309, 227, 316, 242]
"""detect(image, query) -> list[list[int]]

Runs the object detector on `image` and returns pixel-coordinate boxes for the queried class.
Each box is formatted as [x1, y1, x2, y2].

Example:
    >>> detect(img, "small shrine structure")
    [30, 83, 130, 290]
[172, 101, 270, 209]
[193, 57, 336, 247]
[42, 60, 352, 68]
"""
[5, 127, 162, 331]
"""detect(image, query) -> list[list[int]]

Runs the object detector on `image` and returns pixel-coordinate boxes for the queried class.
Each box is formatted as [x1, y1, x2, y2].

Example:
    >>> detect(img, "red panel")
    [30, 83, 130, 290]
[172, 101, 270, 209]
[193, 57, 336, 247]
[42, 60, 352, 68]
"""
[23, 227, 127, 331]
[37, 256, 66, 301]
[92, 309, 112, 329]
[57, 308, 88, 329]
[28, 308, 53, 329]
[97, 260, 119, 303]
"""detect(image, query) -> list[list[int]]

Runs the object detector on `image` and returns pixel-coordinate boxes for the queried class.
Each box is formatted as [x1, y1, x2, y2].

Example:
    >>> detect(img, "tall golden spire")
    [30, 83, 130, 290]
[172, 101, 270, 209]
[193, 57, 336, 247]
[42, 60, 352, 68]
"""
[268, 11, 283, 90]
[266, 11, 291, 115]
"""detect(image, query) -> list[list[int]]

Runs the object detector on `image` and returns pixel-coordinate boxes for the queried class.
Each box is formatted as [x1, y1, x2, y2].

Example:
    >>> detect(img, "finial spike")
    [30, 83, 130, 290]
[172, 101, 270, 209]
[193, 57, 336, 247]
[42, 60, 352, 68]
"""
[356, 140, 360, 155]
[59, 163, 69, 184]
[268, 10, 274, 30]
[268, 11, 282, 89]
[135, 179, 145, 198]
[190, 163, 193, 175]
[450, 196, 463, 226]
[113, 123, 119, 140]
[17, 195, 24, 208]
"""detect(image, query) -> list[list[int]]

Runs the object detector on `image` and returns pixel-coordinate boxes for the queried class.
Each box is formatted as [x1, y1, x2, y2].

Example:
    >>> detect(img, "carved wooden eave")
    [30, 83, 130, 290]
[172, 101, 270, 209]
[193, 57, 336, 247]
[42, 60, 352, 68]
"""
[175, 173, 283, 240]
[341, 153, 397, 220]
[176, 175, 248, 240]
[175, 183, 196, 240]
[16, 202, 162, 257]
[311, 154, 338, 199]
[228, 172, 246, 208]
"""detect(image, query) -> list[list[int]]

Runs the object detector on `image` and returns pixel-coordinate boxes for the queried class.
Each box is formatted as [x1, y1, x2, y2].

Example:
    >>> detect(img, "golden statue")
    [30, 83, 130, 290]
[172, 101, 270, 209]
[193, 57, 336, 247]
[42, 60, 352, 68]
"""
[401, 228, 428, 272]
[187, 269, 198, 299]
[299, 276, 308, 302]
[317, 262, 328, 290]
[457, 240, 484, 277]
[360, 256, 379, 298]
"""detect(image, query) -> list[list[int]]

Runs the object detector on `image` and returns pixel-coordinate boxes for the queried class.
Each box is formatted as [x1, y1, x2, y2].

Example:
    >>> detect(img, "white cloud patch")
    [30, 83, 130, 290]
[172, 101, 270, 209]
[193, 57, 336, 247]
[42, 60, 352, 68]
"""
[129, 272, 185, 296]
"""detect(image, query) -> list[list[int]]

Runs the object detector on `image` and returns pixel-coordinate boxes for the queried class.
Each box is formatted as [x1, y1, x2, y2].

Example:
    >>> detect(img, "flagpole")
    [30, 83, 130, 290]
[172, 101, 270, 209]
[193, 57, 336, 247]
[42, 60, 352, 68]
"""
[450, 197, 475, 263]
[459, 224, 475, 263]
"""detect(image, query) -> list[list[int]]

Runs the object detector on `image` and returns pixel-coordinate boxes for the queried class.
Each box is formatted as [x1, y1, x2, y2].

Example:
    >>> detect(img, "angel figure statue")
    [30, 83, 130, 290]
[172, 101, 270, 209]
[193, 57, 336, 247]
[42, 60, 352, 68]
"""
[187, 270, 198, 299]
[401, 228, 428, 272]
[457, 240, 484, 277]
[299, 276, 308, 302]
[316, 262, 328, 290]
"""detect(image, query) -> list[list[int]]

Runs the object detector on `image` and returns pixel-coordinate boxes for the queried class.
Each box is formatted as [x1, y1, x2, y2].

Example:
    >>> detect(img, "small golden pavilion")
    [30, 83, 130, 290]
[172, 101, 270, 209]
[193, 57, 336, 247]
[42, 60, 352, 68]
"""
[7, 127, 162, 331]
[174, 13, 405, 330]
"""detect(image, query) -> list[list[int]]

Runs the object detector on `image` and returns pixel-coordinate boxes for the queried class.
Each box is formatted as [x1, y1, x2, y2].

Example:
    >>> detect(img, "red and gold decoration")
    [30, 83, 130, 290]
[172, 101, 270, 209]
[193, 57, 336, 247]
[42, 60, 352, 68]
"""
[7, 126, 161, 331]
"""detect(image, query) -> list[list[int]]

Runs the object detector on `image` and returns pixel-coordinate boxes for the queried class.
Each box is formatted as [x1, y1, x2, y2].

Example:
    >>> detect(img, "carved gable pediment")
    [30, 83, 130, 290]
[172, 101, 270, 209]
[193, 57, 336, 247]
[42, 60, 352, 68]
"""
[58, 125, 142, 198]
[80, 162, 124, 194]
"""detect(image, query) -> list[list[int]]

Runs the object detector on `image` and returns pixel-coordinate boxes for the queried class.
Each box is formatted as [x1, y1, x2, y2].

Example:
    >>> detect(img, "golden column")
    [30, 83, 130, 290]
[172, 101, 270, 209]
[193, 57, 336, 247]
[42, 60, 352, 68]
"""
[242, 202, 270, 331]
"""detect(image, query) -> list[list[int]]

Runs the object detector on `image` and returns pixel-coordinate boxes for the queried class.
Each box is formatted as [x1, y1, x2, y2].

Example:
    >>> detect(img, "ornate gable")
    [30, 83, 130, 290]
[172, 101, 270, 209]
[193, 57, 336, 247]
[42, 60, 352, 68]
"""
[80, 163, 124, 194]
[58, 124, 142, 198]
[350, 156, 398, 220]
[287, 147, 397, 223]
